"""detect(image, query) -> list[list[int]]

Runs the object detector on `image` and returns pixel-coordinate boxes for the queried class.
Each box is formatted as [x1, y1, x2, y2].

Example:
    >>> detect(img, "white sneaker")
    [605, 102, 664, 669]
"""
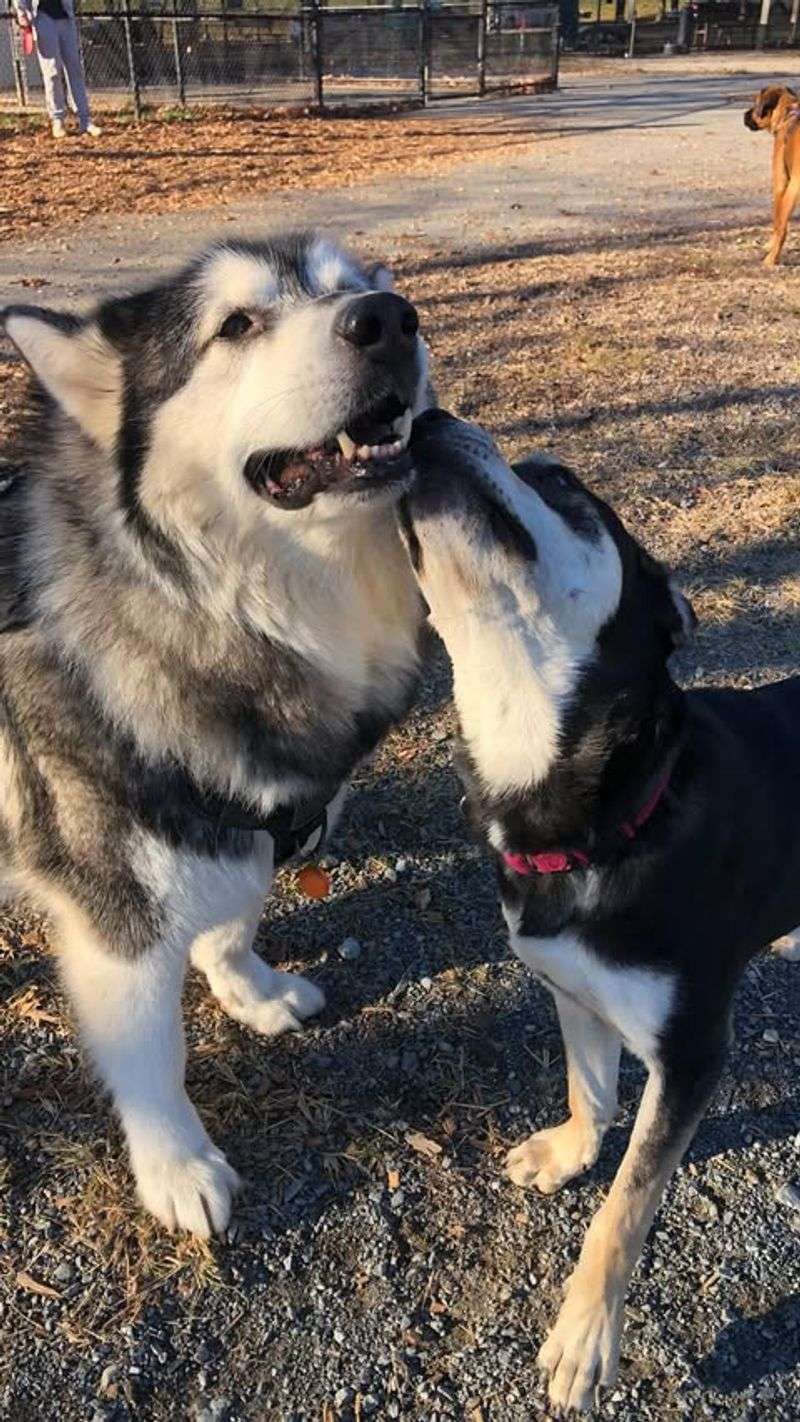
[80, 122, 102, 138]
[51, 119, 66, 139]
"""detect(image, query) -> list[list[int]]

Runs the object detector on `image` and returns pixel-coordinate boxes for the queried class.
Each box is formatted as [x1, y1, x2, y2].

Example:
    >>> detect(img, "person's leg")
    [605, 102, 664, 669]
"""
[33, 12, 67, 125]
[58, 16, 92, 130]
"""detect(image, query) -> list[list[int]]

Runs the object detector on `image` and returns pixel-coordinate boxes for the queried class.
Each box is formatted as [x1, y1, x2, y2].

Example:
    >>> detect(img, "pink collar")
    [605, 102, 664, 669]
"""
[502, 761, 674, 877]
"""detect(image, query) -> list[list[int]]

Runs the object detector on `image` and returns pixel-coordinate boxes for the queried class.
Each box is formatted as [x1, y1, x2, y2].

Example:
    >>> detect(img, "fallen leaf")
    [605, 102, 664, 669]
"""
[15, 1270, 60, 1300]
[387, 1168, 400, 1191]
[405, 1131, 442, 1159]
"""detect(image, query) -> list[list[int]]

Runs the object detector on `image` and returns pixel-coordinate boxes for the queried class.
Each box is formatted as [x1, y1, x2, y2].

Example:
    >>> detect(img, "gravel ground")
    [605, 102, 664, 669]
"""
[1, 73, 800, 1422]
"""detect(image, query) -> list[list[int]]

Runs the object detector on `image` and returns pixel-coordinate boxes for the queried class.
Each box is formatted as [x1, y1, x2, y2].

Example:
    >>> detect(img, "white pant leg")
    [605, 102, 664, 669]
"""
[33, 12, 67, 122]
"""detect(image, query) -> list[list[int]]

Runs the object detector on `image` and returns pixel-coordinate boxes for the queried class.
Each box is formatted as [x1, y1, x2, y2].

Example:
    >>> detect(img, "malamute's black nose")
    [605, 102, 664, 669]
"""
[337, 292, 419, 360]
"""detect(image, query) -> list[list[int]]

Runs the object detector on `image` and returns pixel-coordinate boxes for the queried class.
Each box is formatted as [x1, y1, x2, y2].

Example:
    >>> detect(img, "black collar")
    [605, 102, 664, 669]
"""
[190, 785, 330, 867]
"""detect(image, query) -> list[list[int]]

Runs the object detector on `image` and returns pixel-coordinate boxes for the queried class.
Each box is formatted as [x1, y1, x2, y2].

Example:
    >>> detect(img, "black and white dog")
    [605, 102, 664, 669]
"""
[399, 410, 800, 1414]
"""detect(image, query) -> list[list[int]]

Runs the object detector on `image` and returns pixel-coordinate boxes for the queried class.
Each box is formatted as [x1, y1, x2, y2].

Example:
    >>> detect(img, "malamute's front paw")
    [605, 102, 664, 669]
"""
[537, 1271, 622, 1415]
[133, 1139, 241, 1237]
[506, 1120, 600, 1194]
[240, 967, 326, 1037]
[207, 953, 325, 1038]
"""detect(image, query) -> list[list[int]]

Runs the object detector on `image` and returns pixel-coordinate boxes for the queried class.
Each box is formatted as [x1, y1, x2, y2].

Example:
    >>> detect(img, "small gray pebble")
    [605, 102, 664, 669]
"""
[338, 937, 362, 961]
[98, 1362, 121, 1394]
[775, 1181, 800, 1212]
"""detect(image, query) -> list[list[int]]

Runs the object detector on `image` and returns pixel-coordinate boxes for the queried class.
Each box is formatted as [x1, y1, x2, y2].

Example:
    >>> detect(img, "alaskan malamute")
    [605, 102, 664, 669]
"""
[0, 232, 428, 1236]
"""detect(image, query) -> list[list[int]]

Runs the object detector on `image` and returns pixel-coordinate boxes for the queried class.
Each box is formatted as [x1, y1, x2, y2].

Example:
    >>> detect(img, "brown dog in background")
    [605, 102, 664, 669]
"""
[745, 84, 800, 266]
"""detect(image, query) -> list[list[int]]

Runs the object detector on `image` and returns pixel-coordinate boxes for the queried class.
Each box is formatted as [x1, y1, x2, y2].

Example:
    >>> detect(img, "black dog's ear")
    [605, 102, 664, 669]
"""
[638, 547, 696, 650]
[665, 577, 697, 647]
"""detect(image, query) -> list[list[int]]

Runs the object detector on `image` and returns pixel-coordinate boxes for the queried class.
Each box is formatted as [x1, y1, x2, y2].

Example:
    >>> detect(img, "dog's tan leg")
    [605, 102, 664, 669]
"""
[538, 1046, 724, 1414]
[765, 169, 800, 265]
[506, 992, 620, 1194]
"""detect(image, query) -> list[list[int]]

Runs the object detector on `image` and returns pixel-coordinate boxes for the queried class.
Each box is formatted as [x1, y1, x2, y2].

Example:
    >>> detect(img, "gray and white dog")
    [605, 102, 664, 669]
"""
[0, 231, 429, 1236]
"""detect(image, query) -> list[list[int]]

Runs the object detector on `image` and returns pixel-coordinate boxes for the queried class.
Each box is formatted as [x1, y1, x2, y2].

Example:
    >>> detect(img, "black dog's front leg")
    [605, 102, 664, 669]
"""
[537, 1029, 726, 1414]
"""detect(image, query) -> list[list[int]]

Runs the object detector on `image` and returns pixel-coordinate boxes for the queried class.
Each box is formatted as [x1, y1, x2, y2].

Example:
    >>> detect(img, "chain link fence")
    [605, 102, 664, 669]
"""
[574, 2, 800, 57]
[1, 1, 559, 113]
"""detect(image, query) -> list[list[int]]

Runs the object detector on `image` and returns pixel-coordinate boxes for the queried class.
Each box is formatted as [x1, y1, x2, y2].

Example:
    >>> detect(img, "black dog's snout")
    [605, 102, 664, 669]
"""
[744, 108, 758, 130]
[336, 292, 419, 359]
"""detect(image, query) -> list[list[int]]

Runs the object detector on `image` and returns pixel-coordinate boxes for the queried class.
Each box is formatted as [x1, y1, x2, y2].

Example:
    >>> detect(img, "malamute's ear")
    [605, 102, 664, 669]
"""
[1, 304, 121, 449]
[365, 263, 395, 293]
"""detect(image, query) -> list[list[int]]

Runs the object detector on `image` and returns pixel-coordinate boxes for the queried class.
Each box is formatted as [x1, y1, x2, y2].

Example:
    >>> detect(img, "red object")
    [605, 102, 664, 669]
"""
[21, 27, 34, 56]
[501, 760, 676, 877]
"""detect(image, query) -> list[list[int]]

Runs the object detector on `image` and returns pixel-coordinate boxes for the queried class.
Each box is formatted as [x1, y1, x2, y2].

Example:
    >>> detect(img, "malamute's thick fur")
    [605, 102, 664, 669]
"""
[0, 231, 429, 1235]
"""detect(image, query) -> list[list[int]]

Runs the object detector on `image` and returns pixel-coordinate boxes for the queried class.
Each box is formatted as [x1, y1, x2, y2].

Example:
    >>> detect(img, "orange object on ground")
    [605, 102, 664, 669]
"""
[295, 864, 330, 900]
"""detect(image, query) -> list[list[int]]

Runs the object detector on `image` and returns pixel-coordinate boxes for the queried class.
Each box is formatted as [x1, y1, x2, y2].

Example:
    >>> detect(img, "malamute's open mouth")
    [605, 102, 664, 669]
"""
[244, 395, 414, 511]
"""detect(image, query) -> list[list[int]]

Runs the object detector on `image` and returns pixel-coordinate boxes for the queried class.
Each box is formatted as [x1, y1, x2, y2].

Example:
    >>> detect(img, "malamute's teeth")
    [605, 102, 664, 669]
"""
[336, 430, 356, 460]
[356, 439, 405, 463]
[393, 409, 413, 448]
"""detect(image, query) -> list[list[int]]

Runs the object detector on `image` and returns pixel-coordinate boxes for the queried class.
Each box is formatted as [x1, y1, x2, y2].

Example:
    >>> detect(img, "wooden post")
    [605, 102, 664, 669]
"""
[171, 0, 185, 106]
[791, 0, 800, 45]
[477, 0, 487, 96]
[121, 0, 142, 120]
[757, 0, 772, 47]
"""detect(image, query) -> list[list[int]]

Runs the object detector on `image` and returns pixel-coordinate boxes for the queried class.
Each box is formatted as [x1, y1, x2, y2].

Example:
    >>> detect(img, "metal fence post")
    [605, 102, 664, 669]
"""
[7, 12, 27, 106]
[626, 0, 637, 56]
[477, 0, 487, 96]
[420, 0, 430, 104]
[170, 0, 185, 106]
[121, 0, 142, 119]
[308, 0, 323, 112]
[551, 4, 560, 89]
[791, 0, 800, 45]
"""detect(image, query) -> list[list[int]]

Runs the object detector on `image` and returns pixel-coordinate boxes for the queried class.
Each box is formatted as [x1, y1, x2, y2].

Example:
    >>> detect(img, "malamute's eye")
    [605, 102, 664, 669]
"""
[217, 310, 253, 340]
